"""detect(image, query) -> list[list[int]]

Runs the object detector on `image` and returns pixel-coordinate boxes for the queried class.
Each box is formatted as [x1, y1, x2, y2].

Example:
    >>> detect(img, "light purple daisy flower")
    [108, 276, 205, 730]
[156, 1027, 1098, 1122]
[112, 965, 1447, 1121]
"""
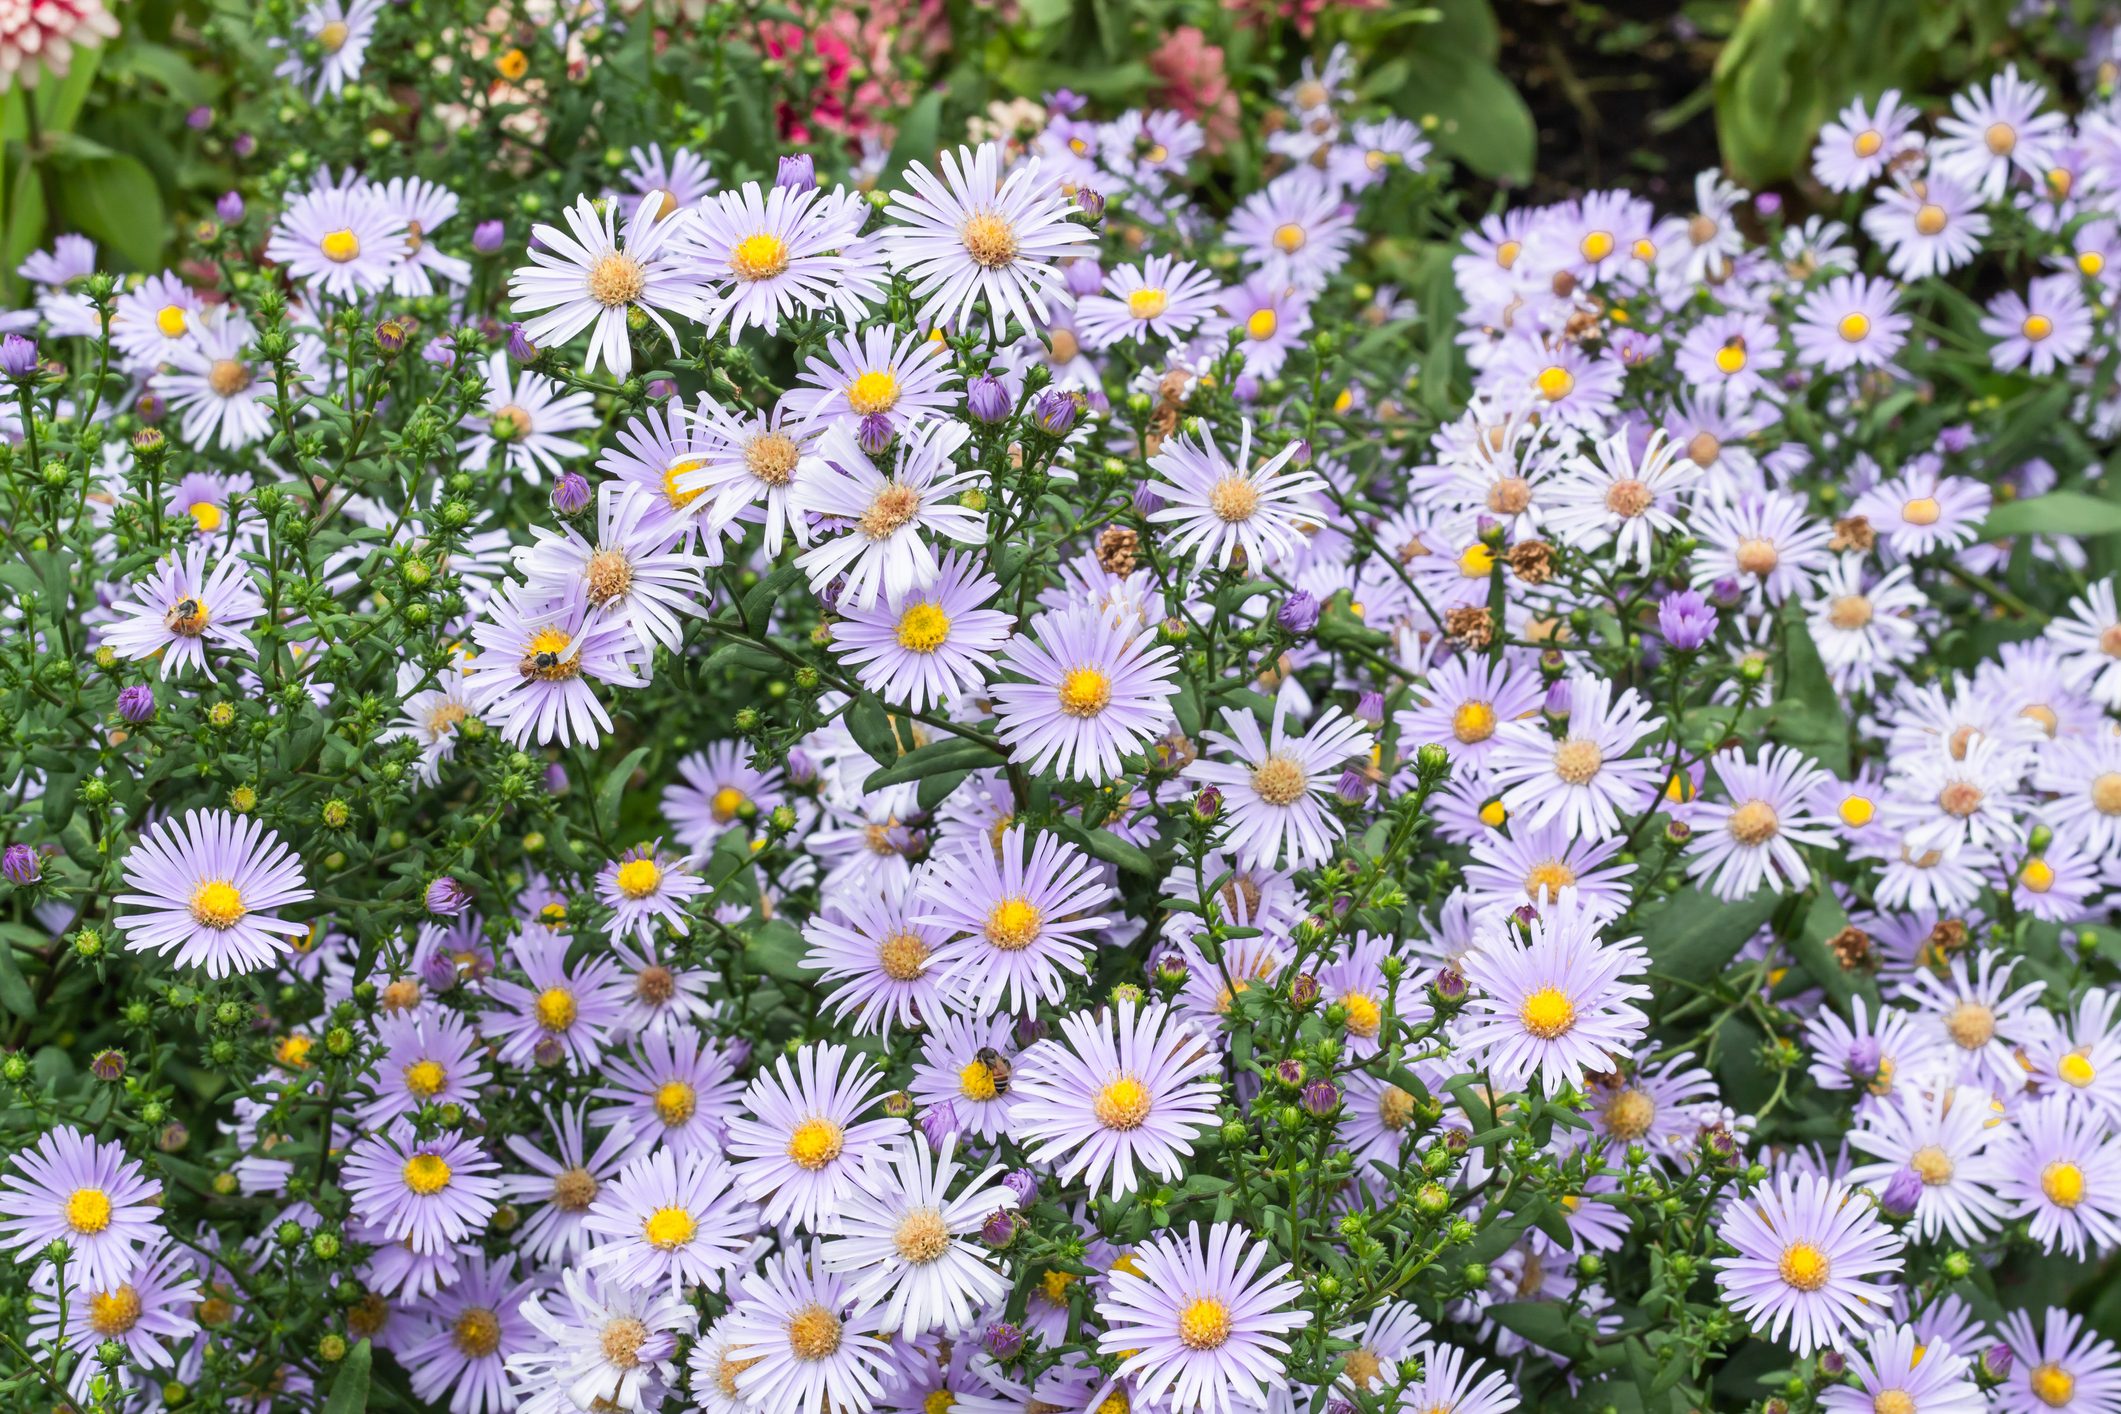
[803, 881, 955, 1039]
[264, 176, 409, 299]
[1487, 674, 1664, 842]
[1713, 1170, 1905, 1356]
[785, 325, 961, 433]
[991, 602, 1181, 783]
[1996, 1307, 2121, 1414]
[792, 418, 986, 611]
[1008, 997, 1221, 1200]
[343, 1120, 500, 1256]
[114, 808, 313, 978]
[595, 841, 709, 945]
[1862, 175, 1990, 280]
[458, 349, 597, 482]
[101, 544, 265, 681]
[1982, 274, 2094, 375]
[1092, 1221, 1305, 1414]
[1216, 274, 1312, 379]
[1076, 254, 1225, 348]
[830, 549, 1015, 712]
[1998, 1094, 2121, 1258]
[727, 1040, 907, 1234]
[1401, 649, 1545, 770]
[620, 143, 717, 218]
[509, 193, 711, 379]
[593, 1027, 743, 1159]
[723, 1240, 896, 1414]
[662, 739, 786, 849]
[1143, 417, 1328, 573]
[27, 1237, 201, 1404]
[1396, 1341, 1518, 1414]
[916, 824, 1116, 1016]
[1846, 1083, 2010, 1246]
[908, 1010, 1020, 1142]
[1812, 89, 1919, 191]
[499, 1102, 640, 1266]
[1820, 1323, 1982, 1414]
[358, 1007, 492, 1125]
[1184, 676, 1373, 869]
[581, 1144, 756, 1296]
[483, 927, 629, 1072]
[1792, 273, 1910, 373]
[1453, 890, 1651, 1097]
[464, 583, 643, 749]
[399, 1252, 545, 1414]
[0, 1127, 164, 1290]
[681, 394, 828, 557]
[1933, 64, 2067, 199]
[1226, 166, 1357, 292]
[1684, 745, 1834, 901]
[686, 181, 881, 339]
[1584, 1053, 1721, 1166]
[1461, 817, 1636, 923]
[818, 1130, 1017, 1338]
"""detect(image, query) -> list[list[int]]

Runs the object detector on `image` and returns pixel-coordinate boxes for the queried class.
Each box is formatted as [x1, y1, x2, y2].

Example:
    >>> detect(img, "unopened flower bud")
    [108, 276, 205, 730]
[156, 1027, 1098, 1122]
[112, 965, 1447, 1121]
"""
[775, 154, 817, 193]
[857, 412, 893, 456]
[216, 191, 246, 224]
[966, 374, 1011, 424]
[551, 472, 592, 516]
[473, 220, 506, 255]
[1, 844, 39, 886]
[1277, 590, 1320, 636]
[425, 876, 471, 918]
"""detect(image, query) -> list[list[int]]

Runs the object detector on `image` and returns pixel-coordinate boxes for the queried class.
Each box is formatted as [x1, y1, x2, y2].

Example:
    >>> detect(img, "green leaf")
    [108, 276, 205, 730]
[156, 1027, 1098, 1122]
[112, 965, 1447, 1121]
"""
[1058, 822, 1156, 877]
[740, 565, 805, 634]
[745, 918, 814, 983]
[1394, 57, 1533, 183]
[0, 935, 34, 1018]
[49, 149, 166, 272]
[1770, 601, 1849, 775]
[1489, 1300, 1587, 1359]
[1640, 886, 1781, 987]
[884, 90, 946, 183]
[598, 746, 652, 840]
[861, 735, 1001, 792]
[322, 1339, 373, 1414]
[1979, 490, 2121, 539]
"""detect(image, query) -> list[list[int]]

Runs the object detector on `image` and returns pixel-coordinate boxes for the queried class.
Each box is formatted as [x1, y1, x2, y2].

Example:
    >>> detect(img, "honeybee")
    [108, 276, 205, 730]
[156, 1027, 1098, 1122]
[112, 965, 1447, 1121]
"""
[975, 1047, 1012, 1095]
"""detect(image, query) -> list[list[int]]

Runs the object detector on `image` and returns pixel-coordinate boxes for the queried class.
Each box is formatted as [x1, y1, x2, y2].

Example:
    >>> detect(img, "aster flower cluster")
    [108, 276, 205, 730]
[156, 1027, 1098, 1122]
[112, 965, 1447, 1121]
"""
[5, 13, 2121, 1414]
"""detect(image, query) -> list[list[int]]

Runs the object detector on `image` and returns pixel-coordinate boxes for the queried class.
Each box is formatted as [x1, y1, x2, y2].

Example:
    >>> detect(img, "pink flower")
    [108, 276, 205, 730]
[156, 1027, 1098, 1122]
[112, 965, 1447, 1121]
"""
[1149, 27, 1238, 151]
[0, 0, 119, 91]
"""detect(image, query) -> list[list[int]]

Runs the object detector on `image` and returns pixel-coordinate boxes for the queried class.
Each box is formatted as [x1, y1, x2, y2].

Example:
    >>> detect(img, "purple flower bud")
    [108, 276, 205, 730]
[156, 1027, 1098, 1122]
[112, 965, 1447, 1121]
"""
[1032, 389, 1079, 437]
[473, 220, 507, 255]
[1938, 424, 1975, 454]
[423, 334, 457, 370]
[1064, 259, 1105, 298]
[1013, 1016, 1049, 1049]
[775, 154, 818, 193]
[1708, 575, 1745, 609]
[543, 762, 570, 794]
[551, 471, 593, 516]
[231, 132, 256, 157]
[1132, 483, 1164, 516]
[645, 378, 678, 401]
[1753, 191, 1783, 216]
[723, 1036, 752, 1070]
[1335, 769, 1370, 806]
[117, 684, 155, 723]
[1846, 1035, 1882, 1080]
[1512, 903, 1540, 928]
[1980, 1344, 2013, 1383]
[1002, 1168, 1038, 1205]
[1277, 590, 1320, 636]
[0, 334, 38, 380]
[2, 844, 40, 887]
[216, 191, 245, 224]
[979, 1208, 1016, 1247]
[1275, 1058, 1306, 1087]
[1192, 785, 1222, 822]
[506, 323, 537, 364]
[186, 105, 213, 131]
[1817, 1351, 1847, 1378]
[983, 1322, 1025, 1360]
[1045, 89, 1087, 116]
[136, 392, 165, 424]
[425, 876, 472, 918]
[1233, 374, 1261, 404]
[785, 747, 816, 787]
[1354, 691, 1385, 726]
[1434, 968, 1467, 1001]
[1878, 1166, 1924, 1220]
[90, 1049, 127, 1081]
[918, 1102, 958, 1147]
[857, 412, 893, 456]
[373, 319, 407, 355]
[966, 374, 1011, 425]
[419, 949, 458, 994]
[1542, 679, 1573, 718]
[1074, 187, 1106, 222]
[533, 1036, 567, 1068]
[1657, 588, 1718, 651]
[1289, 972, 1321, 1007]
[1301, 1079, 1341, 1116]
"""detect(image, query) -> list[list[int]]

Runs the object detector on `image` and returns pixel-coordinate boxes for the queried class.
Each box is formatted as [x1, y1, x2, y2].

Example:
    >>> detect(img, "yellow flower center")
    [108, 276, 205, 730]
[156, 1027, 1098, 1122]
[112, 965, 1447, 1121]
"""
[2024, 314, 2055, 341]
[1778, 1241, 1830, 1291]
[1250, 756, 1307, 806]
[189, 501, 224, 533]
[1854, 129, 1884, 157]
[959, 1059, 999, 1101]
[535, 986, 577, 1032]
[1873, 1390, 1916, 1414]
[1714, 343, 1747, 375]
[1911, 1144, 1955, 1185]
[2043, 1161, 2085, 1207]
[402, 1153, 452, 1195]
[663, 457, 707, 509]
[893, 1207, 953, 1263]
[1838, 794, 1876, 828]
[896, 602, 952, 653]
[155, 304, 189, 338]
[1377, 1084, 1415, 1130]
[320, 229, 361, 263]
[66, 1188, 113, 1234]
[1478, 799, 1508, 828]
[318, 19, 350, 51]
[1058, 667, 1111, 717]
[551, 1167, 599, 1211]
[2060, 1052, 2097, 1087]
[2022, 858, 2057, 893]
[585, 549, 633, 607]
[985, 897, 1043, 951]
[1496, 239, 1522, 269]
[1914, 204, 1949, 236]
[452, 1307, 501, 1358]
[1272, 223, 1307, 253]
[961, 212, 1020, 268]
[1524, 859, 1577, 899]
[1177, 1297, 1232, 1350]
[730, 232, 790, 282]
[1127, 288, 1169, 320]
[1830, 595, 1874, 630]
[1342, 991, 1382, 1039]
[587, 253, 646, 308]
[208, 359, 251, 396]
[404, 1059, 447, 1099]
[788, 1304, 843, 1359]
[520, 626, 580, 682]
[745, 432, 800, 486]
[1458, 542, 1495, 578]
[1245, 308, 1278, 341]
[1552, 738, 1603, 786]
[1095, 1076, 1152, 1130]
[710, 785, 747, 823]
[189, 879, 246, 929]
[89, 1286, 142, 1335]
[614, 857, 662, 899]
[1986, 121, 2018, 155]
[1208, 475, 1260, 522]
[643, 1205, 697, 1249]
[1579, 230, 1615, 262]
[1519, 987, 1575, 1040]
[2081, 250, 2107, 277]
[786, 1118, 845, 1170]
[2033, 1364, 2076, 1407]
[653, 1080, 696, 1126]
[1838, 311, 1871, 342]
[859, 483, 921, 539]
[867, 930, 925, 983]
[1945, 1001, 1995, 1049]
[1451, 700, 1497, 744]
[925, 1394, 958, 1414]
[1535, 365, 1575, 401]
[601, 1316, 649, 1368]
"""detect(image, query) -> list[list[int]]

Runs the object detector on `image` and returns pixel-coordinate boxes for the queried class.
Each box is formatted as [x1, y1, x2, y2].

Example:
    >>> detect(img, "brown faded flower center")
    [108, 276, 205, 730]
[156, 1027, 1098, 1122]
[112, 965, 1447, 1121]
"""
[961, 212, 1020, 269]
[550, 1166, 599, 1211]
[208, 359, 252, 397]
[1250, 756, 1307, 806]
[1727, 800, 1780, 846]
[878, 931, 929, 980]
[588, 253, 646, 308]
[1829, 595, 1873, 631]
[1735, 537, 1780, 575]
[1552, 738, 1603, 786]
[859, 484, 921, 539]
[787, 1304, 843, 1360]
[1946, 1001, 1995, 1049]
[1487, 476, 1532, 515]
[746, 432, 801, 486]
[1604, 479, 1652, 517]
[585, 549, 633, 607]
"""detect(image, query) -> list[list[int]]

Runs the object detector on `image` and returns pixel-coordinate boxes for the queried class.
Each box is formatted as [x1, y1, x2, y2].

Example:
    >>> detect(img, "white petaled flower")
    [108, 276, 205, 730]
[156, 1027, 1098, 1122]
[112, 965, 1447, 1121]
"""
[726, 1041, 907, 1234]
[1487, 674, 1664, 841]
[1897, 949, 2046, 1095]
[463, 583, 645, 749]
[1184, 677, 1374, 869]
[264, 175, 410, 299]
[102, 545, 265, 681]
[917, 825, 1117, 1016]
[793, 420, 986, 611]
[680, 396, 827, 556]
[156, 309, 277, 451]
[1846, 1084, 2009, 1246]
[1075, 254, 1225, 348]
[1143, 418, 1329, 572]
[686, 181, 882, 339]
[1092, 1222, 1307, 1414]
[579, 1145, 756, 1296]
[382, 175, 472, 296]
[1805, 559, 1928, 695]
[510, 194, 710, 378]
[880, 142, 1095, 336]
[516, 484, 708, 657]
[1543, 427, 1699, 569]
[1453, 889, 1651, 1097]
[458, 350, 598, 482]
[508, 1267, 695, 1414]
[114, 810, 314, 979]
[2045, 578, 2121, 707]
[991, 602, 1182, 783]
[817, 1130, 1017, 1338]
[1684, 746, 1835, 901]
[722, 1242, 895, 1414]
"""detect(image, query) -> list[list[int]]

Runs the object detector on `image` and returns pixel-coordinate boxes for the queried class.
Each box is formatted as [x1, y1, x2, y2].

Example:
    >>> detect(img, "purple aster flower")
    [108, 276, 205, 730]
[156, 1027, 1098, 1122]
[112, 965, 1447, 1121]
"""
[215, 191, 245, 224]
[1997, 1307, 2121, 1414]
[483, 928, 628, 1073]
[343, 1121, 500, 1256]
[2, 844, 39, 886]
[398, 1252, 544, 1414]
[0, 333, 37, 379]
[426, 875, 472, 918]
[991, 603, 1180, 783]
[592, 1028, 743, 1159]
[916, 825, 1117, 1016]
[726, 1041, 907, 1234]
[0, 1128, 165, 1290]
[828, 549, 1016, 714]
[1658, 589, 1719, 651]
[1453, 890, 1651, 1097]
[27, 1236, 201, 1404]
[116, 684, 155, 723]
[580, 1145, 756, 1296]
[776, 153, 817, 193]
[1093, 1221, 1306, 1414]
[1032, 388, 1079, 436]
[113, 809, 312, 978]
[1714, 1171, 1905, 1356]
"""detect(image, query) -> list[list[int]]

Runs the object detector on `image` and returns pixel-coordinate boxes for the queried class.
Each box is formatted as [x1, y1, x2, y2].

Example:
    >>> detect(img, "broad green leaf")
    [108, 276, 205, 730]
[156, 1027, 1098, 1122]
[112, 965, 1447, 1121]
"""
[322, 1339, 372, 1414]
[1979, 490, 2121, 540]
[51, 149, 166, 271]
[1640, 886, 1781, 987]
[861, 734, 1000, 791]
